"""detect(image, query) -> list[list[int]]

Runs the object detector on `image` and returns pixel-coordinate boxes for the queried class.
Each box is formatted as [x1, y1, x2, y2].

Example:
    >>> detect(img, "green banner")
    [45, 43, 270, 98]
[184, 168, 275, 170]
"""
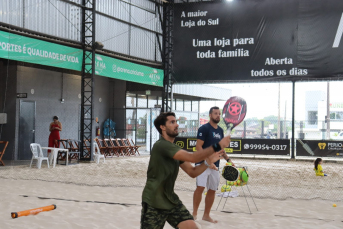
[93, 53, 163, 86]
[0, 30, 163, 86]
[0, 30, 82, 71]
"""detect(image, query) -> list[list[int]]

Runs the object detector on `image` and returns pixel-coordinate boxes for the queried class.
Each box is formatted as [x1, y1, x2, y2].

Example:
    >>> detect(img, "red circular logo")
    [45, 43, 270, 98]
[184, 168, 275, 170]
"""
[228, 102, 242, 116]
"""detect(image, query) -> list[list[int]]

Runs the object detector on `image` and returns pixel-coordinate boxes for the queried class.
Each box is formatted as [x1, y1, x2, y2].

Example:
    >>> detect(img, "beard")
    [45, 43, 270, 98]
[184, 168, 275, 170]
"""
[211, 117, 220, 124]
[166, 128, 179, 138]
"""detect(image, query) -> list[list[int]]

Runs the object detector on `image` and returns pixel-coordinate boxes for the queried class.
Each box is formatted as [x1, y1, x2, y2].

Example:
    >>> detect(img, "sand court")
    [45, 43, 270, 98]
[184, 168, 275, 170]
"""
[1, 157, 343, 228]
[1, 179, 342, 229]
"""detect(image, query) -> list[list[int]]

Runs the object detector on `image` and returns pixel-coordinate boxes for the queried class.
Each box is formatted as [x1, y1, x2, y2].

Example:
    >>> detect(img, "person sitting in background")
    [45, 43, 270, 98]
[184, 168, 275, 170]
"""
[314, 158, 327, 176]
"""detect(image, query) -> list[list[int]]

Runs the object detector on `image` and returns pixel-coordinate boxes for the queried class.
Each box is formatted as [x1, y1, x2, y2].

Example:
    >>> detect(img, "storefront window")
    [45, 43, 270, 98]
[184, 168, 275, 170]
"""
[148, 96, 158, 108]
[330, 112, 335, 119]
[337, 112, 343, 120]
[176, 99, 183, 111]
[184, 100, 191, 111]
[174, 111, 199, 137]
[308, 111, 317, 125]
[190, 112, 199, 121]
[330, 111, 343, 120]
[192, 101, 199, 112]
[126, 93, 136, 107]
[137, 95, 147, 108]
[158, 97, 162, 105]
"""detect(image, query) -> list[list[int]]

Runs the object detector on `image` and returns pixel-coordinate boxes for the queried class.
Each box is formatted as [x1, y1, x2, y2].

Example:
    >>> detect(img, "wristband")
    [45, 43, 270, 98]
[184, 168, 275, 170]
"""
[204, 160, 210, 167]
[212, 143, 221, 152]
[226, 158, 231, 162]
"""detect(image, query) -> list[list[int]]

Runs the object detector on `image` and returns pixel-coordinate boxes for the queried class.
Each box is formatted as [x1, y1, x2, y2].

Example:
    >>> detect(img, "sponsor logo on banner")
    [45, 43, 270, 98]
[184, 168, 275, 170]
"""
[186, 138, 197, 151]
[225, 140, 241, 153]
[112, 65, 144, 76]
[175, 137, 289, 156]
[296, 140, 343, 157]
[318, 142, 326, 150]
[328, 142, 343, 150]
[175, 141, 184, 148]
[149, 69, 161, 85]
[184, 138, 241, 152]
[95, 55, 106, 74]
[96, 55, 103, 61]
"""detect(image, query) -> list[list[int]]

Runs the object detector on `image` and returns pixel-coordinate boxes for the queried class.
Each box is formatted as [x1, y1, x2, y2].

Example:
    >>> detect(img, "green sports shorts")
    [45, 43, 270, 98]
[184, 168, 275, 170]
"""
[140, 201, 194, 229]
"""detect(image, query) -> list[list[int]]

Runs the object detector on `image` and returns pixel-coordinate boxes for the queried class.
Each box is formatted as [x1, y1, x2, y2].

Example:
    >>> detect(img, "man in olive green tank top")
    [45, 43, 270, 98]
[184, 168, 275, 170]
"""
[141, 112, 231, 229]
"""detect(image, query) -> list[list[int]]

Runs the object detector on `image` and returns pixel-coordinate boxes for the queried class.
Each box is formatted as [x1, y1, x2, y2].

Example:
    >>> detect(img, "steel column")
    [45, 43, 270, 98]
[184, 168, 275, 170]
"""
[80, 0, 95, 160]
[161, 0, 174, 112]
[291, 80, 295, 159]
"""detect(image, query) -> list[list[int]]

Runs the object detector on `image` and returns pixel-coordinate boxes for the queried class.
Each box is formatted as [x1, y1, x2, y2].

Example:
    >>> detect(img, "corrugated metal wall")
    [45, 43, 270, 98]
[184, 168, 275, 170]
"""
[0, 0, 162, 62]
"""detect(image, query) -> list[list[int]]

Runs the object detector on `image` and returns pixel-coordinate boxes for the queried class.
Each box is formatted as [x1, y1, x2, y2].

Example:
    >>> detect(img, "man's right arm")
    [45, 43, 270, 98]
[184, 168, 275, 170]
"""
[173, 147, 215, 163]
[173, 135, 231, 163]
[194, 126, 206, 162]
[196, 139, 216, 170]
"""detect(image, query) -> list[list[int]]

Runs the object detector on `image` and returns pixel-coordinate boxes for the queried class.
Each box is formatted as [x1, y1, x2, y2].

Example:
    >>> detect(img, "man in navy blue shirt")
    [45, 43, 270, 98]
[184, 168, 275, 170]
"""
[192, 106, 234, 223]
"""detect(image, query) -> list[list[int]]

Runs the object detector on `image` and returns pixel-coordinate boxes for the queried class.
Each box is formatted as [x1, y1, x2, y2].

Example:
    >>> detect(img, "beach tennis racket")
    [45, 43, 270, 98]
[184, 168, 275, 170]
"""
[222, 96, 247, 136]
[222, 165, 240, 181]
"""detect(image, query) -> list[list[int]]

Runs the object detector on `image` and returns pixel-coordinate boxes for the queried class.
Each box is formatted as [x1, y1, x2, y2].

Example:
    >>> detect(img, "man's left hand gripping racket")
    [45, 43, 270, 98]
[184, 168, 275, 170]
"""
[222, 96, 247, 136]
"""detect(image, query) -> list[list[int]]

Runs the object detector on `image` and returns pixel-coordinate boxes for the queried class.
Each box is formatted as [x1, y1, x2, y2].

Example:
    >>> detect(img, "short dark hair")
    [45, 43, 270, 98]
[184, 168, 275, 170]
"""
[209, 106, 220, 114]
[154, 112, 176, 135]
[53, 116, 59, 120]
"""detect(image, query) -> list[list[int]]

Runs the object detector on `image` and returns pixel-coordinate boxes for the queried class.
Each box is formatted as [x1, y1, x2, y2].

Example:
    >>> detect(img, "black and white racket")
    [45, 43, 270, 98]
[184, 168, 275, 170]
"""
[221, 96, 246, 181]
[222, 165, 240, 181]
[222, 96, 247, 136]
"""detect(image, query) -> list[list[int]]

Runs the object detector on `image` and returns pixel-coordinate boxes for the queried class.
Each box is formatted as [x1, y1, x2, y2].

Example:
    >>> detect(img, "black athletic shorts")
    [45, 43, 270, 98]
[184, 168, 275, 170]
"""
[140, 201, 194, 229]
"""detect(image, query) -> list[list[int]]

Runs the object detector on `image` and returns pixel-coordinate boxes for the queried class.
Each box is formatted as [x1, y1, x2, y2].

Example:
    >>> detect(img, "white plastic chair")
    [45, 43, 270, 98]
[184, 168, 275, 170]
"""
[30, 143, 50, 169]
[93, 143, 105, 164]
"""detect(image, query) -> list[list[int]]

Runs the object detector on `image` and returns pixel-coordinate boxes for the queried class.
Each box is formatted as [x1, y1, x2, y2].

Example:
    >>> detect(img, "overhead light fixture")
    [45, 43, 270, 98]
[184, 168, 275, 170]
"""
[226, 0, 234, 1]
